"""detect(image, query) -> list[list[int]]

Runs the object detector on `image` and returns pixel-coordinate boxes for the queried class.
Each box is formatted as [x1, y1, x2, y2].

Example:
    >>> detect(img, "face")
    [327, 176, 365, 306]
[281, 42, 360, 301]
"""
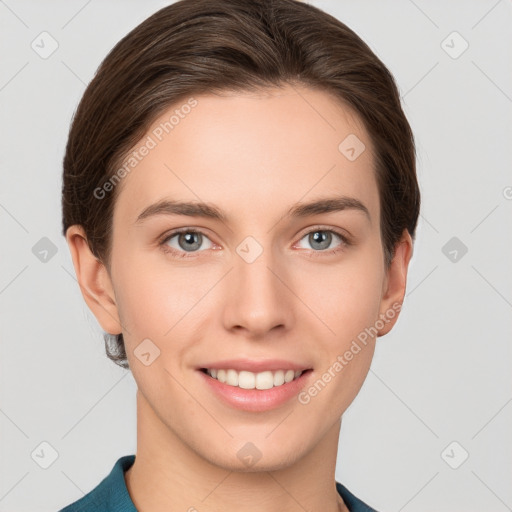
[70, 84, 411, 472]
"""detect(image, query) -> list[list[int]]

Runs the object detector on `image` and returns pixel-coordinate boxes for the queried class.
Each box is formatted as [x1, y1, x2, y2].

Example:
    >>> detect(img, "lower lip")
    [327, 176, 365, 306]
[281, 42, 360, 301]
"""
[198, 369, 313, 412]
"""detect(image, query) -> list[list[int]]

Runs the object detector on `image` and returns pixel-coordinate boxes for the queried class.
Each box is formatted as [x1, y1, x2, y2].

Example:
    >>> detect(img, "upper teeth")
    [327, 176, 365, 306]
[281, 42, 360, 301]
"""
[206, 369, 303, 390]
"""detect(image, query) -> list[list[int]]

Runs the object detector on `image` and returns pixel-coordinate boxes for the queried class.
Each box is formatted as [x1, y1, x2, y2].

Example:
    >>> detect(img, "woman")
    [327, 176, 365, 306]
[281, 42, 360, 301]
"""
[59, 0, 419, 510]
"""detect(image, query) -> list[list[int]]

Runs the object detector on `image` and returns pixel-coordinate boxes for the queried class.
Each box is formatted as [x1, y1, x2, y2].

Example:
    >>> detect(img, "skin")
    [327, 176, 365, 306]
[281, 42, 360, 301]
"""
[66, 84, 413, 512]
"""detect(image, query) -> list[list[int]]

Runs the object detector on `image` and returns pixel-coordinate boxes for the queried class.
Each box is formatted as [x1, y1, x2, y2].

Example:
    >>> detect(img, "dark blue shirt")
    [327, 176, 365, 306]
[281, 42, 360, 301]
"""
[59, 455, 378, 511]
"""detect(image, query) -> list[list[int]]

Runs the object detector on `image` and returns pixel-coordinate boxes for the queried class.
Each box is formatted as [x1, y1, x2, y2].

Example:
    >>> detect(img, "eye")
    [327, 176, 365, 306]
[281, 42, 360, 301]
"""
[160, 228, 214, 258]
[295, 227, 351, 256]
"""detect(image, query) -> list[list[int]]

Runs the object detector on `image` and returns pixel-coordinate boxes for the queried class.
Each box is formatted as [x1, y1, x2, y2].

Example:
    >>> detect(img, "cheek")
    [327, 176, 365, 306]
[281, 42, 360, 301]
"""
[293, 255, 383, 423]
[293, 250, 384, 347]
[112, 254, 170, 333]
[112, 254, 211, 352]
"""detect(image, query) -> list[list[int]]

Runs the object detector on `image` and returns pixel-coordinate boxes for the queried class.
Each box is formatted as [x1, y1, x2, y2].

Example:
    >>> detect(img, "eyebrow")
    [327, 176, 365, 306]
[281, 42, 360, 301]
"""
[135, 196, 371, 224]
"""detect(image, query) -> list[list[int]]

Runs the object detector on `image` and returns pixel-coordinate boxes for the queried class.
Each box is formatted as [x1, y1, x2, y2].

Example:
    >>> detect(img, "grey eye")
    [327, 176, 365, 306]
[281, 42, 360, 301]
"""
[297, 230, 345, 251]
[165, 231, 213, 253]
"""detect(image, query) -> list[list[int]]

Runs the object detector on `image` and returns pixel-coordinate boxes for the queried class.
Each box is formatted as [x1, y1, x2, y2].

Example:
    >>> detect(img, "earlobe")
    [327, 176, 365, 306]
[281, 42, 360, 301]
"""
[377, 229, 413, 337]
[65, 225, 123, 335]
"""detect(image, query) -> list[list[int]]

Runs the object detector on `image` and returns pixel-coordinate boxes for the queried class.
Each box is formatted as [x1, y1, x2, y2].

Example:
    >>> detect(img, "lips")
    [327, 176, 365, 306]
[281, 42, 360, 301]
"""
[196, 359, 313, 412]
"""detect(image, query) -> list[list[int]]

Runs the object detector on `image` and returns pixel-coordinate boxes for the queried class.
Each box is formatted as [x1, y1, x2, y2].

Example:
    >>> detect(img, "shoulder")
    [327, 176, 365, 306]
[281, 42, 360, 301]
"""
[58, 455, 136, 512]
[336, 481, 381, 512]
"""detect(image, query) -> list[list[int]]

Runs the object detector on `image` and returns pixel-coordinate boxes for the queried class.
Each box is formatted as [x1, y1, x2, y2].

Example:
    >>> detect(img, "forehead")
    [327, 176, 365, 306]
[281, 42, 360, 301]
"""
[113, 84, 379, 228]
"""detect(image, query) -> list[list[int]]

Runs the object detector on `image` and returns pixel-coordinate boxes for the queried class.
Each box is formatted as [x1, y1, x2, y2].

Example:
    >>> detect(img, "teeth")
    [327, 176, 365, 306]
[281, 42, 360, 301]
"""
[226, 369, 239, 386]
[205, 368, 305, 389]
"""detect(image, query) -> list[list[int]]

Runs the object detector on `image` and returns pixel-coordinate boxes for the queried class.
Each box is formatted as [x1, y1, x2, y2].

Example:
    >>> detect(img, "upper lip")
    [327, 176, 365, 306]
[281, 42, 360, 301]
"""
[197, 359, 312, 373]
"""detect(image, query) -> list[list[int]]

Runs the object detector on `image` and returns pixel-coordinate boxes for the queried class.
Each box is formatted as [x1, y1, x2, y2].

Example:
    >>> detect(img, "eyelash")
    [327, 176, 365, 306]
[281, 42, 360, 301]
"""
[159, 226, 352, 259]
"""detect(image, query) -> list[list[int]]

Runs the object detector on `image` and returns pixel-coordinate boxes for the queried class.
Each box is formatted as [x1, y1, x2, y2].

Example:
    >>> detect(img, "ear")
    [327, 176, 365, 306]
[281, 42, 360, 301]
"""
[65, 225, 122, 335]
[377, 229, 414, 337]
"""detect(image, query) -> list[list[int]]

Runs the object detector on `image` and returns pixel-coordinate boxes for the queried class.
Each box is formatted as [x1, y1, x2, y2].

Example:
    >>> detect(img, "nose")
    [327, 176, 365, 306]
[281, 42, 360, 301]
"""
[221, 245, 294, 338]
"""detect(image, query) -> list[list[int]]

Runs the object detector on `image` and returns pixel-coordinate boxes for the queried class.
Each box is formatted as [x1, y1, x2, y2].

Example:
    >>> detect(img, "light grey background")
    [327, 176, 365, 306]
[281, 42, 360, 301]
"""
[1, 1, 511, 511]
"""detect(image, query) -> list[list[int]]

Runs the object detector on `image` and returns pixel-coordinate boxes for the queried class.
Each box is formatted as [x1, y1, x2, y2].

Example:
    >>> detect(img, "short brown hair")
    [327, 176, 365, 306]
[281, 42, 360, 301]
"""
[62, 0, 420, 369]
